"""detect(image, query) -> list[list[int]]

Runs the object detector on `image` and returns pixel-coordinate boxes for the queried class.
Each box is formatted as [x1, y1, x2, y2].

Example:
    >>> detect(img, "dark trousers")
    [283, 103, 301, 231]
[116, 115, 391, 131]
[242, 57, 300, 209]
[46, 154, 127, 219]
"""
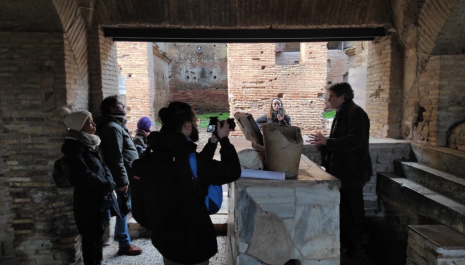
[82, 228, 105, 265]
[340, 188, 365, 252]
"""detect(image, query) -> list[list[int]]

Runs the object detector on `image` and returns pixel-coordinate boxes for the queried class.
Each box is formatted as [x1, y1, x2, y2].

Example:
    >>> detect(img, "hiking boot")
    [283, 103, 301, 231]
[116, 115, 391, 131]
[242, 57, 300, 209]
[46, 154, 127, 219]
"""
[118, 244, 143, 256]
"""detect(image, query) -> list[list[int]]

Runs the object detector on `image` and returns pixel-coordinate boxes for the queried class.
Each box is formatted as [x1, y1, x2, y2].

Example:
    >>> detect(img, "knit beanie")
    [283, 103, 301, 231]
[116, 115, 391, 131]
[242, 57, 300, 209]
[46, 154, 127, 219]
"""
[137, 117, 152, 132]
[61, 107, 92, 131]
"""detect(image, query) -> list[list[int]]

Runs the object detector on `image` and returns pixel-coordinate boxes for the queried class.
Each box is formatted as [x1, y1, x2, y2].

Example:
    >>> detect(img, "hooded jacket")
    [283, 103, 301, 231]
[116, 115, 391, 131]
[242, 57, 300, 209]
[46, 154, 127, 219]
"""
[323, 100, 373, 189]
[132, 130, 241, 264]
[95, 114, 139, 187]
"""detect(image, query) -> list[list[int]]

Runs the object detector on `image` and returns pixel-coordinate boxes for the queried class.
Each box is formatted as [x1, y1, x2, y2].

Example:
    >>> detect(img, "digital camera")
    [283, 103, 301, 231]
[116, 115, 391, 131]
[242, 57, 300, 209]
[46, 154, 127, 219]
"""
[207, 117, 236, 137]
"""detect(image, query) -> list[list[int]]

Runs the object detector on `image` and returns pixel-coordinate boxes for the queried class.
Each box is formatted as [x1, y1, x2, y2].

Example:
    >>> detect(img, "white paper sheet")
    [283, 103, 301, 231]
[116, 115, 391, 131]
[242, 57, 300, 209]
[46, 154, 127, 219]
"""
[240, 169, 285, 180]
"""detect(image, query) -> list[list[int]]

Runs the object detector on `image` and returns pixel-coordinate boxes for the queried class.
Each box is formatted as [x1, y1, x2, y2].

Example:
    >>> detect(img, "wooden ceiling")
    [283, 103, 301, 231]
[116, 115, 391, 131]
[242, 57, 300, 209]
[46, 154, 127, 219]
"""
[96, 0, 392, 29]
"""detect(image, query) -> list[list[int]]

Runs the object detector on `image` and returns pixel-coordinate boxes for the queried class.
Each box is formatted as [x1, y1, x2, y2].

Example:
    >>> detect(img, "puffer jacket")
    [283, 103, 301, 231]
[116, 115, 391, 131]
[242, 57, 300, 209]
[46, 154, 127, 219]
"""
[95, 115, 139, 187]
[132, 131, 241, 264]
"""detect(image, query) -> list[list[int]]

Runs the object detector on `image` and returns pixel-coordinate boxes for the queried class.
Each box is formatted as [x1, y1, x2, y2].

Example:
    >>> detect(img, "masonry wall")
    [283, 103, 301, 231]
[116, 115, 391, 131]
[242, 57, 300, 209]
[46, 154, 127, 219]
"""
[228, 43, 327, 136]
[0, 32, 78, 264]
[366, 35, 403, 139]
[400, 55, 465, 147]
[168, 43, 228, 114]
[153, 43, 170, 124]
[117, 42, 155, 134]
[88, 23, 119, 116]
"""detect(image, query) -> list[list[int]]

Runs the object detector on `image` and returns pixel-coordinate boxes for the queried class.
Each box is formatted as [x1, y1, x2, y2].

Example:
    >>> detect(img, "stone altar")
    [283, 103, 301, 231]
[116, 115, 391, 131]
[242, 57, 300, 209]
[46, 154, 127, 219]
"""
[226, 139, 341, 265]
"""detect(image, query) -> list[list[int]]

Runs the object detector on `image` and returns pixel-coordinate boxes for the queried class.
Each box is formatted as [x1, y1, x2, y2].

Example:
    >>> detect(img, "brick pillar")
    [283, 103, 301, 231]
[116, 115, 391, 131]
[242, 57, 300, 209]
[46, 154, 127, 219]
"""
[117, 42, 155, 134]
[366, 34, 403, 138]
[88, 23, 119, 116]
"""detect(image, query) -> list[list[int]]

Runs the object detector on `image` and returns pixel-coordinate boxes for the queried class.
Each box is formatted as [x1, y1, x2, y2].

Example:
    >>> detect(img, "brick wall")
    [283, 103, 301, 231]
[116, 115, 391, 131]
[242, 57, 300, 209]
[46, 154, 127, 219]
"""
[54, 0, 89, 109]
[228, 43, 327, 136]
[436, 55, 465, 146]
[88, 23, 119, 116]
[0, 32, 78, 264]
[448, 122, 465, 150]
[401, 55, 465, 147]
[117, 42, 155, 134]
[168, 43, 228, 114]
[366, 35, 403, 139]
[153, 43, 170, 124]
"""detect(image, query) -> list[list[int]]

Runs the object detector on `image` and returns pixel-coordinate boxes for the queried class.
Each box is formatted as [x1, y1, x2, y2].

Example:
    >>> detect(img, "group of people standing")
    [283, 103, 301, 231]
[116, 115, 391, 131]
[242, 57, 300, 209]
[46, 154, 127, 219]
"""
[59, 81, 372, 265]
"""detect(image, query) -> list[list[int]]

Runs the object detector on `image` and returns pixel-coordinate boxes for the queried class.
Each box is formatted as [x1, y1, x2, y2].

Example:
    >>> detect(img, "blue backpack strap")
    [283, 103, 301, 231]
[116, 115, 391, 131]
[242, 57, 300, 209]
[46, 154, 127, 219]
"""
[188, 152, 222, 214]
[189, 153, 197, 178]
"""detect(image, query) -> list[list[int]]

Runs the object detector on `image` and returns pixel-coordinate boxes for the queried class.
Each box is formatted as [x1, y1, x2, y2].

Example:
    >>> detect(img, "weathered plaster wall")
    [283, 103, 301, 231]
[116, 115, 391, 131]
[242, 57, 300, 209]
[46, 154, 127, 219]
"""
[228, 43, 327, 136]
[168, 43, 228, 114]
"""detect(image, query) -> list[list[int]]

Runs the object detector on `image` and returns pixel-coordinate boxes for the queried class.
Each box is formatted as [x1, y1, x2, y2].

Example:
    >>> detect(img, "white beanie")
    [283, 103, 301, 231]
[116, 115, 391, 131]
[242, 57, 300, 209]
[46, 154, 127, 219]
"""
[61, 107, 92, 131]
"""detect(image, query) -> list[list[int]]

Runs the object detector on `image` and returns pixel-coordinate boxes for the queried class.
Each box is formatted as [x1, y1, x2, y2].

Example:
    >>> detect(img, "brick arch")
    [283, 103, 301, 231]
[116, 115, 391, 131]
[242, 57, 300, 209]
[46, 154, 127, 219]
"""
[446, 120, 465, 150]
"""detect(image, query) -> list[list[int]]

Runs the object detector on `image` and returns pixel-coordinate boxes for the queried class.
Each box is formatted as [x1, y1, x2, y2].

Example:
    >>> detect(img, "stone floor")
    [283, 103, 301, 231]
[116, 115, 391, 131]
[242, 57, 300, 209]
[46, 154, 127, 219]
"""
[102, 237, 228, 265]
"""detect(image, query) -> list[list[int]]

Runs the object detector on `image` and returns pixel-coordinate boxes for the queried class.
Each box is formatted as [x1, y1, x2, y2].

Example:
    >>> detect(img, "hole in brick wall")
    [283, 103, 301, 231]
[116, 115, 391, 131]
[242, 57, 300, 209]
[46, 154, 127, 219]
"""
[214, 76, 217, 79]
[214, 45, 216, 47]
[318, 93, 325, 99]
[193, 77, 196, 80]
[187, 76, 190, 79]
[328, 81, 332, 85]
[210, 71, 213, 74]
[277, 93, 284, 98]
[261, 51, 264, 53]
[413, 104, 425, 127]
[261, 66, 266, 70]
[128, 74, 132, 77]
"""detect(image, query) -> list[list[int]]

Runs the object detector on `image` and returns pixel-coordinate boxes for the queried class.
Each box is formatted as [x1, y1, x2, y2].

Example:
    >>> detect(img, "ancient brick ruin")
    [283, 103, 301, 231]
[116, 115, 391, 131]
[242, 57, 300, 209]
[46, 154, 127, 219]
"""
[0, 0, 465, 264]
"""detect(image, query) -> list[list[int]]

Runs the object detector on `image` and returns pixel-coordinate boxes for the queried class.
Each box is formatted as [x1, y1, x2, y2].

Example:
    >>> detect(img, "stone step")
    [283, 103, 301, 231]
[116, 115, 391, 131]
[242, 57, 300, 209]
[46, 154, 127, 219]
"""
[398, 161, 465, 203]
[407, 225, 465, 265]
[377, 172, 465, 234]
[411, 143, 465, 179]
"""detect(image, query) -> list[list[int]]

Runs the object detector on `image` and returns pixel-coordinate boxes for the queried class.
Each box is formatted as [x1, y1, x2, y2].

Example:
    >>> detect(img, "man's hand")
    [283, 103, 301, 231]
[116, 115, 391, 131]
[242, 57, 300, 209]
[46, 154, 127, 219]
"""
[209, 134, 219, 144]
[309, 132, 328, 146]
[119, 185, 129, 193]
[216, 120, 230, 139]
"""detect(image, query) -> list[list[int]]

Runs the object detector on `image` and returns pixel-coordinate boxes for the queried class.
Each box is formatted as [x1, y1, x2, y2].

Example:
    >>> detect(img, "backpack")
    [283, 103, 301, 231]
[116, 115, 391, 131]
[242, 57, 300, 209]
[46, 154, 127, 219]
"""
[189, 153, 223, 215]
[52, 156, 75, 188]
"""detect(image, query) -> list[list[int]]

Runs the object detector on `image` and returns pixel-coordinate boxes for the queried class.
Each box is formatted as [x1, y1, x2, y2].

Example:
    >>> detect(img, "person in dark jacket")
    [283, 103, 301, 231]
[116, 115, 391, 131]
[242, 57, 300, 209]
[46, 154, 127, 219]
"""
[94, 95, 142, 256]
[309, 82, 373, 260]
[133, 101, 241, 265]
[133, 117, 151, 156]
[255, 97, 291, 130]
[60, 107, 119, 265]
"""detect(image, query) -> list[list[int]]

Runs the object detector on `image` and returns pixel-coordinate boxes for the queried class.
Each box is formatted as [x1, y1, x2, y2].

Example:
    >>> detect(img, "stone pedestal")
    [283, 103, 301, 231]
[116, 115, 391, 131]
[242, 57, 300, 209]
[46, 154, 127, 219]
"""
[227, 154, 341, 265]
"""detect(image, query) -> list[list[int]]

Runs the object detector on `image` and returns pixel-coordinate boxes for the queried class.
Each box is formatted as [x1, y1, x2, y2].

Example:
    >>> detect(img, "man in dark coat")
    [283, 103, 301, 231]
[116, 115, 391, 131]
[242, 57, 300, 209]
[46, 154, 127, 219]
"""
[95, 95, 142, 256]
[132, 101, 241, 265]
[310, 82, 373, 259]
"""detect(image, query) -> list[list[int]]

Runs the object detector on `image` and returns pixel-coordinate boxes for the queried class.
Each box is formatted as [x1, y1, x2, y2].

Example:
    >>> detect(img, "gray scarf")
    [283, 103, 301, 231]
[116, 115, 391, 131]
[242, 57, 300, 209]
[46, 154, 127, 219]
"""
[66, 129, 101, 149]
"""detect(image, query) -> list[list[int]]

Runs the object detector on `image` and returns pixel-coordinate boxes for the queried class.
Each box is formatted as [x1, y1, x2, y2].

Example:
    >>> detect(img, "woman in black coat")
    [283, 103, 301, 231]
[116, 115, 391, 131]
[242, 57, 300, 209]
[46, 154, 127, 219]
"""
[61, 108, 119, 265]
[255, 97, 291, 130]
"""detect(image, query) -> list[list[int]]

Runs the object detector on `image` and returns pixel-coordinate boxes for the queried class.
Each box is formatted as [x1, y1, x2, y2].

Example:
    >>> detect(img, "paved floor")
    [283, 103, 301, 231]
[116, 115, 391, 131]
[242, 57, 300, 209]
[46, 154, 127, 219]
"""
[102, 236, 228, 265]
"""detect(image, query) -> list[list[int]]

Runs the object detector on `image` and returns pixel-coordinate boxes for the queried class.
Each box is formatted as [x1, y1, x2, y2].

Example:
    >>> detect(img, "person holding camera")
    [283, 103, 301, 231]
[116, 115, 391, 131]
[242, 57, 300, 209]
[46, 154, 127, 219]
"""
[255, 97, 291, 130]
[134, 101, 241, 265]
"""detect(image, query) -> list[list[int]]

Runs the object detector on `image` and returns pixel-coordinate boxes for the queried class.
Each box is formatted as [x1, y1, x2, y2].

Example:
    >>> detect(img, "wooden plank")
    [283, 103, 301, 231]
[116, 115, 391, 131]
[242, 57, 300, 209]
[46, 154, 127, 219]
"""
[356, 0, 370, 25]
[317, 0, 330, 26]
[307, 0, 318, 27]
[299, 0, 311, 27]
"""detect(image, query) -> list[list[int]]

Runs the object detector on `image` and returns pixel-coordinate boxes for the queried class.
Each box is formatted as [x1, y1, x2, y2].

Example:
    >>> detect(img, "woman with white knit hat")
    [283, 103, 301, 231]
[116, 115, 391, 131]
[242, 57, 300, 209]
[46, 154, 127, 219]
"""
[60, 107, 120, 265]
